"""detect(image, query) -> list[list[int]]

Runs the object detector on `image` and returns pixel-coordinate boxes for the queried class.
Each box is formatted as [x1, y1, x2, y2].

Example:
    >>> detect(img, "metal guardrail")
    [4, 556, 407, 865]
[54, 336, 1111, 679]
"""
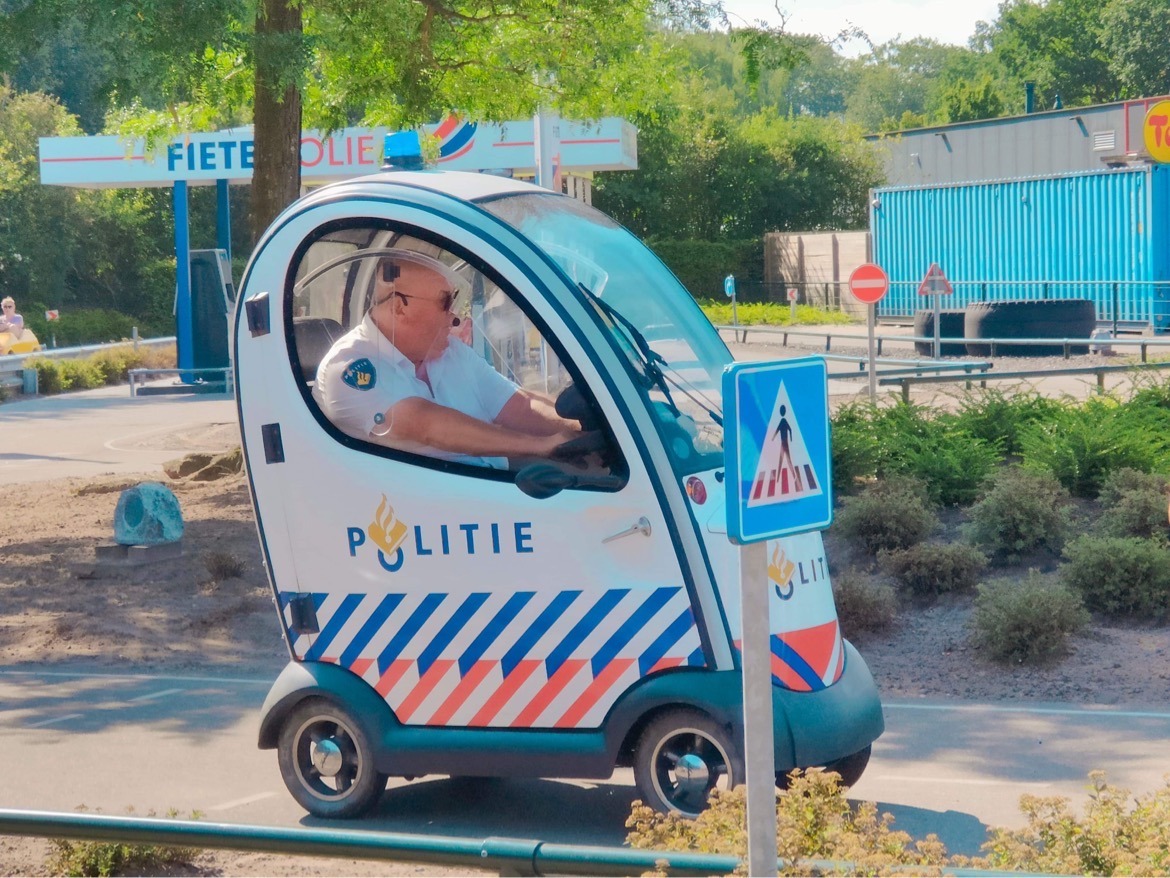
[0, 807, 1025, 877]
[0, 336, 177, 395]
[718, 325, 1170, 363]
[879, 361, 1170, 403]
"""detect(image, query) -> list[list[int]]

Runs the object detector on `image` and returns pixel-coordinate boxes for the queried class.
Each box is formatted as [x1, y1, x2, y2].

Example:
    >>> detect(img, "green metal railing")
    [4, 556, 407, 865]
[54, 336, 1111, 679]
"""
[0, 808, 1032, 877]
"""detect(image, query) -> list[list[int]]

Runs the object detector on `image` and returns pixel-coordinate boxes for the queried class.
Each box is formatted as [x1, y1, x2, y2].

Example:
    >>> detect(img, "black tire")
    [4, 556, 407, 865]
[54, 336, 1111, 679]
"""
[964, 299, 1096, 357]
[277, 697, 387, 819]
[775, 745, 871, 790]
[633, 709, 743, 818]
[913, 309, 967, 357]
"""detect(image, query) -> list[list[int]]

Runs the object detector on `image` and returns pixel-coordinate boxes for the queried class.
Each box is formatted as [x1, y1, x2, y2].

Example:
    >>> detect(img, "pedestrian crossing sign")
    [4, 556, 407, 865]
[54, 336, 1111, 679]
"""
[723, 357, 833, 543]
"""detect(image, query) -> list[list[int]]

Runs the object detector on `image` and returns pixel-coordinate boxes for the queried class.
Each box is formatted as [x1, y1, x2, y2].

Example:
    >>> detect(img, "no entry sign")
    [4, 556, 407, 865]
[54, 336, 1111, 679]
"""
[848, 263, 889, 305]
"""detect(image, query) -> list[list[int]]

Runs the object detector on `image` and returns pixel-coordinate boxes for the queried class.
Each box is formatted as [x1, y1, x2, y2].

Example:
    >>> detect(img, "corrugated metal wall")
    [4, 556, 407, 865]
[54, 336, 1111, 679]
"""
[871, 166, 1170, 329]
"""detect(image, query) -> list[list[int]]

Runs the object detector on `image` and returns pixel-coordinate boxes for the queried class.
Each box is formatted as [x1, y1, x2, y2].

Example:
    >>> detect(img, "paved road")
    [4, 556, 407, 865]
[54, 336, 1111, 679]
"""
[0, 385, 238, 485]
[5, 665, 1170, 858]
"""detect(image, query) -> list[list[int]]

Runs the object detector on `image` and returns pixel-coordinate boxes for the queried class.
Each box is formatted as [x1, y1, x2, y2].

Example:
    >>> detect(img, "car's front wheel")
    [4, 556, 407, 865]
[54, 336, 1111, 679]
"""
[277, 698, 387, 818]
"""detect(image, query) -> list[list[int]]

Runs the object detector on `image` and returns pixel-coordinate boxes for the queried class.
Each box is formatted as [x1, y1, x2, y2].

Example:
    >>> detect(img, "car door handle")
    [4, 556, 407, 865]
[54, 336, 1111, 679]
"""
[603, 516, 652, 543]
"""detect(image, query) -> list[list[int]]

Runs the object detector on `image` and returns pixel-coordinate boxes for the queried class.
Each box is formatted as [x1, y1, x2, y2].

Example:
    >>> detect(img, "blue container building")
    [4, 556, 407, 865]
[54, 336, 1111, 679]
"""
[870, 165, 1170, 332]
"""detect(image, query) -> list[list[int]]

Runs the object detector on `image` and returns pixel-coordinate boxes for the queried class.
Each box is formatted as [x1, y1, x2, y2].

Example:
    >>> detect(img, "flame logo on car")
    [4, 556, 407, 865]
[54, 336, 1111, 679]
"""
[369, 495, 409, 557]
[769, 543, 796, 600]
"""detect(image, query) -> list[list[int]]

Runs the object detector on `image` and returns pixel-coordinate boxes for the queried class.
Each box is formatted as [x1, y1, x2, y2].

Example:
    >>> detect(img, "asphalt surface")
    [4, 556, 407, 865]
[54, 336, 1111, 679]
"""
[5, 665, 1170, 857]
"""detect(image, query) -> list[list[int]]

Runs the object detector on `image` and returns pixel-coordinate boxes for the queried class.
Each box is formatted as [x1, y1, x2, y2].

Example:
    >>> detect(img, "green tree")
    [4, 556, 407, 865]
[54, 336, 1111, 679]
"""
[1, 0, 720, 241]
[984, 0, 1120, 110]
[1101, 0, 1170, 98]
[938, 74, 1006, 123]
[0, 86, 180, 336]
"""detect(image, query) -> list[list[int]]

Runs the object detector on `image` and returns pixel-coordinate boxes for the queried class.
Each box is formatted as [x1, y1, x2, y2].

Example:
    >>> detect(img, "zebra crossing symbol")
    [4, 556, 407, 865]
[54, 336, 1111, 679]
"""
[748, 380, 823, 508]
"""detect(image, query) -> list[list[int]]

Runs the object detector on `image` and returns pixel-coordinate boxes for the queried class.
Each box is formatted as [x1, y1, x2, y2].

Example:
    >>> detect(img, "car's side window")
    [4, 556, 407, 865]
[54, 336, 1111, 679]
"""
[287, 222, 624, 483]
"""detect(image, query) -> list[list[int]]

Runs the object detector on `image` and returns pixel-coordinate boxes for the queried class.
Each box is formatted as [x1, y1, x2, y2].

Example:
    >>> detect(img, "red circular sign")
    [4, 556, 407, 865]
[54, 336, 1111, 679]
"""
[848, 263, 889, 305]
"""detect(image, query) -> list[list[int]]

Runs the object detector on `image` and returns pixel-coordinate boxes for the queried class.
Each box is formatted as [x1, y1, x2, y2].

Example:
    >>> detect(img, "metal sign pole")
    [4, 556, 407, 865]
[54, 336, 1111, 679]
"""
[740, 539, 776, 877]
[932, 291, 941, 360]
[867, 304, 877, 403]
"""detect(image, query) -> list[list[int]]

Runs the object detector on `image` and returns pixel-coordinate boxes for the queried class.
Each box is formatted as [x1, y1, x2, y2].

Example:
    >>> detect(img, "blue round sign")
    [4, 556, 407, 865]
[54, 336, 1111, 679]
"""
[724, 274, 736, 298]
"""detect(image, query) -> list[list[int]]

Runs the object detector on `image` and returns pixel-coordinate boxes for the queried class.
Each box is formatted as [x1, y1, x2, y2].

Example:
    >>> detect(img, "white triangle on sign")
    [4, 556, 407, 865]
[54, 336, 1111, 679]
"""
[917, 262, 953, 296]
[747, 381, 824, 508]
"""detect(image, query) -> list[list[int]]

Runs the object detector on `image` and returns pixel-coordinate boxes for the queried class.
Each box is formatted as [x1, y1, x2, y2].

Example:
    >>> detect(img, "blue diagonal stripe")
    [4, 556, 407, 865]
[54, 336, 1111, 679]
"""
[591, 587, 679, 676]
[546, 589, 629, 677]
[502, 590, 580, 676]
[377, 593, 446, 674]
[770, 634, 826, 691]
[340, 593, 406, 668]
[687, 646, 706, 667]
[304, 593, 365, 661]
[459, 592, 534, 676]
[418, 593, 491, 674]
[637, 607, 696, 675]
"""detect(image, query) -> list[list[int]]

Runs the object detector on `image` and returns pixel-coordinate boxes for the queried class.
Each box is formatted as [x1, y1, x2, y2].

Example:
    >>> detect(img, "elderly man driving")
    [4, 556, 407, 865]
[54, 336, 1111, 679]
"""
[313, 252, 582, 468]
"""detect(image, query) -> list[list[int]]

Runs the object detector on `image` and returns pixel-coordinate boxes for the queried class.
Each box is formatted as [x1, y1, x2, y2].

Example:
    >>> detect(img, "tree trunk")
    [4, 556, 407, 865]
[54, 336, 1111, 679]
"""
[251, 0, 303, 245]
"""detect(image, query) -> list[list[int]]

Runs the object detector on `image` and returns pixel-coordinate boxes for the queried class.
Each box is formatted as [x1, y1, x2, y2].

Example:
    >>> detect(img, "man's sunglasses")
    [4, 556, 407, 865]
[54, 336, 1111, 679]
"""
[375, 290, 455, 312]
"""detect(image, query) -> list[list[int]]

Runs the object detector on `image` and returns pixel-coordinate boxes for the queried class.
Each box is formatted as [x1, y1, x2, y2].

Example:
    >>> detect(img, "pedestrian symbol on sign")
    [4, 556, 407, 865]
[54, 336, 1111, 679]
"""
[748, 381, 823, 508]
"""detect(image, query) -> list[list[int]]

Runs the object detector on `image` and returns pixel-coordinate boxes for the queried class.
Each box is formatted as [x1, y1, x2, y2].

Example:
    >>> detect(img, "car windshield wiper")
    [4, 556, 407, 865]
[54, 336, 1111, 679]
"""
[578, 283, 722, 427]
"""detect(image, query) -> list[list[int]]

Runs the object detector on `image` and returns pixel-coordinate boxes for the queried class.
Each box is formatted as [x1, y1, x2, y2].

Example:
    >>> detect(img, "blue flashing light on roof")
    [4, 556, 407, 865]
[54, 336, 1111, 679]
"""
[383, 131, 424, 171]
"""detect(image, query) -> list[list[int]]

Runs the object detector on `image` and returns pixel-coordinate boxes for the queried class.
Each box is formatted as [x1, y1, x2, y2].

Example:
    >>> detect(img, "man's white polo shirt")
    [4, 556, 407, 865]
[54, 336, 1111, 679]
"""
[313, 314, 518, 468]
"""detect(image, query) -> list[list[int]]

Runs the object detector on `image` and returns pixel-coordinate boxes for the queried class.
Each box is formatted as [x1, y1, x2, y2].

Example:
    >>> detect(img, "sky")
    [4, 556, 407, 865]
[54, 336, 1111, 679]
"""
[719, 0, 1003, 55]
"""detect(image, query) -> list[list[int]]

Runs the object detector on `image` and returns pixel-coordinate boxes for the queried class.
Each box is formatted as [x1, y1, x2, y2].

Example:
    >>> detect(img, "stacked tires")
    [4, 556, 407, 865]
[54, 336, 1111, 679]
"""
[914, 299, 1097, 358]
[913, 309, 967, 357]
[964, 299, 1096, 357]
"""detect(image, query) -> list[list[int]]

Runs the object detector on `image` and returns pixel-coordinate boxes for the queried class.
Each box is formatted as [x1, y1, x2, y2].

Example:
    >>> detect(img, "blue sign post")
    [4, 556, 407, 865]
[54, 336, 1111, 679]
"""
[723, 357, 833, 543]
[721, 355, 832, 878]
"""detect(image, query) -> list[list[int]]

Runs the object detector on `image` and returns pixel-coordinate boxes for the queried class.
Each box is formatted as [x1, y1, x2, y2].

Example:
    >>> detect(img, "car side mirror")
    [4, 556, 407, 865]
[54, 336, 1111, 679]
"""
[514, 463, 627, 499]
[515, 463, 575, 499]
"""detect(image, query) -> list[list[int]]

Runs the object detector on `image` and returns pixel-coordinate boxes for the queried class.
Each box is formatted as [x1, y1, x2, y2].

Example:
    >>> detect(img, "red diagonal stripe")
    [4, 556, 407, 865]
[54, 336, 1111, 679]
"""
[469, 659, 540, 727]
[554, 659, 634, 729]
[771, 652, 813, 692]
[397, 660, 455, 723]
[511, 660, 586, 728]
[374, 659, 412, 698]
[426, 660, 495, 726]
[349, 658, 373, 677]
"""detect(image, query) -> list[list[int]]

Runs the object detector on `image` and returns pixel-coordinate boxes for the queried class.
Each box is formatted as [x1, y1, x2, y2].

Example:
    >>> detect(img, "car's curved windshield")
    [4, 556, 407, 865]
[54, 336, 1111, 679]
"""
[479, 193, 729, 477]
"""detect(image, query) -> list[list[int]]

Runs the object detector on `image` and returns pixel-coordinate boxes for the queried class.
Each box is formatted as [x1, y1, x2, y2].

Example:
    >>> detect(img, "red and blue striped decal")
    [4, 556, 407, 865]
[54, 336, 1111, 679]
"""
[280, 586, 704, 728]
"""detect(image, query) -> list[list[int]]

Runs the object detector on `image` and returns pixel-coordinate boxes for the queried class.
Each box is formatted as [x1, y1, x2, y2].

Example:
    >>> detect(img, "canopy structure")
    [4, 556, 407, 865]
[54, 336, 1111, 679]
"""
[38, 115, 638, 369]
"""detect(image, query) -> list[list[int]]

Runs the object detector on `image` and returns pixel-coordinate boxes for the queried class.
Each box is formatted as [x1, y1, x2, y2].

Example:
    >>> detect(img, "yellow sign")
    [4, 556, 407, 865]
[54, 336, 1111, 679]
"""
[1143, 100, 1170, 163]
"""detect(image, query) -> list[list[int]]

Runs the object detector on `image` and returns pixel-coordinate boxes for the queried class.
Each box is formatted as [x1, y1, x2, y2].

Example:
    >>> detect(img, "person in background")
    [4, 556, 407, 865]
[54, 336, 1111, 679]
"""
[0, 297, 24, 340]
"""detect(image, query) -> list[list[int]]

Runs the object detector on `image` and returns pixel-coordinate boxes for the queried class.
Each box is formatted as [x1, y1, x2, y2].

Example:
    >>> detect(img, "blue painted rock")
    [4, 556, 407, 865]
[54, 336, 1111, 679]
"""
[114, 482, 184, 546]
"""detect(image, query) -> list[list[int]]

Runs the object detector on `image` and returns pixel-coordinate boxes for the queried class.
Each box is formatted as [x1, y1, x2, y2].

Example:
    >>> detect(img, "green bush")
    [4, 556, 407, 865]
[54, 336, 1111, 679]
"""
[863, 403, 1002, 504]
[1061, 535, 1170, 619]
[966, 466, 1072, 564]
[952, 388, 1064, 457]
[975, 772, 1170, 876]
[647, 238, 763, 301]
[1019, 396, 1170, 498]
[972, 572, 1089, 665]
[829, 401, 880, 493]
[1095, 468, 1170, 541]
[834, 476, 937, 554]
[48, 808, 200, 877]
[25, 345, 176, 397]
[883, 422, 1001, 506]
[880, 543, 987, 597]
[832, 569, 897, 636]
[627, 773, 949, 875]
[699, 301, 852, 326]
